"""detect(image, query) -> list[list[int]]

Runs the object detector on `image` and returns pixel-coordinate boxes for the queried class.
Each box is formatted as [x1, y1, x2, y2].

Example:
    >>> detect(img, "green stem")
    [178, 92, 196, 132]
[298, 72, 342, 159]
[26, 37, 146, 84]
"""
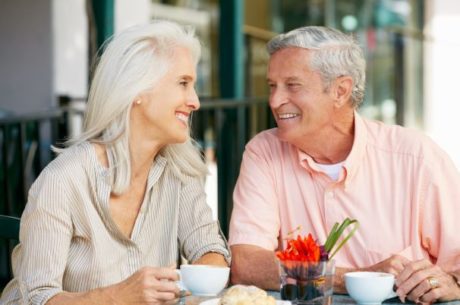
[324, 218, 359, 258]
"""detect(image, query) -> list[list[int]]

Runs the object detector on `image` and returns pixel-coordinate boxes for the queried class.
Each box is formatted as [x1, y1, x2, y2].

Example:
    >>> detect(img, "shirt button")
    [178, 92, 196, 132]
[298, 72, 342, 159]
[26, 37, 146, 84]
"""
[326, 191, 334, 199]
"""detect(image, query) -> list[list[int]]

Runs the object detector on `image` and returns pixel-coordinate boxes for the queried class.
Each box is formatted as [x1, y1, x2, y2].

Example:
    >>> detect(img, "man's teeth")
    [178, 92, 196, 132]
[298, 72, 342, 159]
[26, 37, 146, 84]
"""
[176, 113, 188, 123]
[278, 113, 299, 119]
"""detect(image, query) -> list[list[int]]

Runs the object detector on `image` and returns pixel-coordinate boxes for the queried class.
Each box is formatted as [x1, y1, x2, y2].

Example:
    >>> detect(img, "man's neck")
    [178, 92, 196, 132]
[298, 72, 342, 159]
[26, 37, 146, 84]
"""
[296, 111, 355, 164]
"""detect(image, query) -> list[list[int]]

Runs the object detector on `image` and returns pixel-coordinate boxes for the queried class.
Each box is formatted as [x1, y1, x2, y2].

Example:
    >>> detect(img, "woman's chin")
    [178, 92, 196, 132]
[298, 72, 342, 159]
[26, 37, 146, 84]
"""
[169, 134, 189, 145]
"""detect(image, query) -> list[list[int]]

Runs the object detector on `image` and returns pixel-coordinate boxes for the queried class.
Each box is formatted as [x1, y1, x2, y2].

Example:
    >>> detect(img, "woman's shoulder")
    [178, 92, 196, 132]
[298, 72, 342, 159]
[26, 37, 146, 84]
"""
[27, 142, 97, 204]
[42, 142, 95, 178]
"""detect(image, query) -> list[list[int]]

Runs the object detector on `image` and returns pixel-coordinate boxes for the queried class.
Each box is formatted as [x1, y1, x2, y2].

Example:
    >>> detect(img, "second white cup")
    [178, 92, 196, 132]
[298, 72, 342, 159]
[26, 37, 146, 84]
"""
[345, 271, 396, 305]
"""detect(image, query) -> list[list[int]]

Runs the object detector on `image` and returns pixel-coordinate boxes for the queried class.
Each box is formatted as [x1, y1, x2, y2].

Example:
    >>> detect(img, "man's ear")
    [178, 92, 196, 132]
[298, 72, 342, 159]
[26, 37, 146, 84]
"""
[332, 76, 353, 108]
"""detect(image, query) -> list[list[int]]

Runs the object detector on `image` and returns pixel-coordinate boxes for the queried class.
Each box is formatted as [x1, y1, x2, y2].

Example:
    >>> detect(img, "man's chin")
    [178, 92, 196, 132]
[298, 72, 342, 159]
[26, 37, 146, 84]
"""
[275, 129, 293, 143]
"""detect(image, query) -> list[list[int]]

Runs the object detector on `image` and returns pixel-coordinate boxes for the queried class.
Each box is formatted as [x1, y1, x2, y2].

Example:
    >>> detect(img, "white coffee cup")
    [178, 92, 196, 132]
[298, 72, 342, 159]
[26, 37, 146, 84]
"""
[345, 272, 397, 305]
[179, 264, 229, 296]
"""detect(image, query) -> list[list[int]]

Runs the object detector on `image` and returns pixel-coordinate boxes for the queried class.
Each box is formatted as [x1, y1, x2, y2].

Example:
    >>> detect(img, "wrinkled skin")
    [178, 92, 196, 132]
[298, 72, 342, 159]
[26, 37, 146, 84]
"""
[362, 255, 460, 304]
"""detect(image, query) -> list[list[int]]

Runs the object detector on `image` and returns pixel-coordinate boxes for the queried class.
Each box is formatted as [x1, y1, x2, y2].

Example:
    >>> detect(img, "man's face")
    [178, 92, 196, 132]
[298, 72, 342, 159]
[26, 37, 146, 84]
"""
[267, 47, 335, 145]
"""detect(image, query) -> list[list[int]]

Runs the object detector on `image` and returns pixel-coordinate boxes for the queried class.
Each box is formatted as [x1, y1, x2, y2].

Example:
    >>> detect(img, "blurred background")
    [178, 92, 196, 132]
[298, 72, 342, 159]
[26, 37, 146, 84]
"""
[1, 0, 460, 287]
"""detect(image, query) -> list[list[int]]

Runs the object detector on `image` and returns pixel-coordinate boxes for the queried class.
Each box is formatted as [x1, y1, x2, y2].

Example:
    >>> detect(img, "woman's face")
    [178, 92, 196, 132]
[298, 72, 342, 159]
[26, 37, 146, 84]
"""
[131, 47, 200, 146]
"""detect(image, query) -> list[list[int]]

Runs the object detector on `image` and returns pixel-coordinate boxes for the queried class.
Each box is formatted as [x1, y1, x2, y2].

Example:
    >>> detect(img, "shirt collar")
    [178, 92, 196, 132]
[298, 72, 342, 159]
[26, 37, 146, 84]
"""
[146, 154, 167, 190]
[297, 111, 367, 185]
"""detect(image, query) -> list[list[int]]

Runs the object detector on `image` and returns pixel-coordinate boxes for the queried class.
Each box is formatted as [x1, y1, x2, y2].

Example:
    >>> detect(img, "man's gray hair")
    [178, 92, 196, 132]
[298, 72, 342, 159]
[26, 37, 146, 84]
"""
[267, 26, 366, 107]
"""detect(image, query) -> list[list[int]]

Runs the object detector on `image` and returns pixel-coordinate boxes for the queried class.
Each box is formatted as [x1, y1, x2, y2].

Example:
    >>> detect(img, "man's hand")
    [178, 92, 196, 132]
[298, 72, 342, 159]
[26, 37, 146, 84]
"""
[230, 244, 280, 290]
[339, 255, 460, 304]
[365, 254, 410, 275]
[334, 255, 410, 293]
[395, 259, 460, 303]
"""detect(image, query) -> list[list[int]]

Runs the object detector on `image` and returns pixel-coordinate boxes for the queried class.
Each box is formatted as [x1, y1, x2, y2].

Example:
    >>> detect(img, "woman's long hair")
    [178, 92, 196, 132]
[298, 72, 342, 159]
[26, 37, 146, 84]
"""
[55, 20, 208, 194]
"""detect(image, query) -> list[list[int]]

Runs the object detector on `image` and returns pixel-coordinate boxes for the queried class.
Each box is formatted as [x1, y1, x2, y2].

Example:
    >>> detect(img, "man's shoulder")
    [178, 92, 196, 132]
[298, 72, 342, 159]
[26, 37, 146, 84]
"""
[245, 128, 294, 156]
[247, 128, 283, 149]
[363, 118, 444, 159]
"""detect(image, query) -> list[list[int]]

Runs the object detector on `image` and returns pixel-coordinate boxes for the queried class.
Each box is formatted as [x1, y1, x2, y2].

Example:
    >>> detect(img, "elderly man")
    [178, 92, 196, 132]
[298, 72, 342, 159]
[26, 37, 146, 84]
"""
[228, 26, 460, 303]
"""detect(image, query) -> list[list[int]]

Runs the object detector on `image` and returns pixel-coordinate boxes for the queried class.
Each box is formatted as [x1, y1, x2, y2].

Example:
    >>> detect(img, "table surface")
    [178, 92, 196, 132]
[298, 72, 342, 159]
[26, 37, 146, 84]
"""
[178, 292, 460, 305]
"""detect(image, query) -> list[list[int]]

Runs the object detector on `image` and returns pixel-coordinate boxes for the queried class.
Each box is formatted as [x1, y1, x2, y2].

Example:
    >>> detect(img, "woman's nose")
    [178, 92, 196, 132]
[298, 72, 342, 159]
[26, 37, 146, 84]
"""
[187, 89, 200, 110]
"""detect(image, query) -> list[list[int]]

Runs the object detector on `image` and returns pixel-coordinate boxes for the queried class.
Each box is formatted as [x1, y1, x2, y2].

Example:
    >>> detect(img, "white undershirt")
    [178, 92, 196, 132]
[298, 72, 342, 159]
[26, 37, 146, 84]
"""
[315, 161, 344, 181]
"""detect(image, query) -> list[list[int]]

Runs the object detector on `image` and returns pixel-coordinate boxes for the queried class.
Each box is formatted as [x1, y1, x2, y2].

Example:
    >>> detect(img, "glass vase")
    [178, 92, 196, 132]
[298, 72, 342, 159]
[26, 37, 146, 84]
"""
[279, 260, 335, 305]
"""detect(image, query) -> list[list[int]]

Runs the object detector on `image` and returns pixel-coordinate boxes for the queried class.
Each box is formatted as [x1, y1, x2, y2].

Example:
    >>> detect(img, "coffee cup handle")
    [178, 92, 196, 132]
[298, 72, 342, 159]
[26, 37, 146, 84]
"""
[387, 290, 397, 299]
[176, 269, 187, 291]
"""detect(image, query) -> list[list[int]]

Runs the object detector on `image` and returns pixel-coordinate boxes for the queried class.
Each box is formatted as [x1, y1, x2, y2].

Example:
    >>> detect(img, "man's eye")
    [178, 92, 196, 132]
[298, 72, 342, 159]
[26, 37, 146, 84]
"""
[180, 81, 188, 87]
[287, 83, 300, 88]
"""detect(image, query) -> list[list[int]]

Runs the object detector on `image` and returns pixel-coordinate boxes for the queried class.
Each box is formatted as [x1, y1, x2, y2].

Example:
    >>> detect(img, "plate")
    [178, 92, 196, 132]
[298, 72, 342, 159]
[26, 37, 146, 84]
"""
[199, 298, 291, 305]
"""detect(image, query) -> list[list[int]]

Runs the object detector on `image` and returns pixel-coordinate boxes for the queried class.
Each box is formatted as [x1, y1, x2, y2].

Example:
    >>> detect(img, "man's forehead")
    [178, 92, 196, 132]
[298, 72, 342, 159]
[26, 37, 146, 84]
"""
[267, 75, 304, 82]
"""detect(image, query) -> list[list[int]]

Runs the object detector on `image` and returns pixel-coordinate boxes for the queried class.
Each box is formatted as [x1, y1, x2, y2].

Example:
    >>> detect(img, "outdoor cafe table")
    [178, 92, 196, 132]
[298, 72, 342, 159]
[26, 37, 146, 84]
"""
[178, 292, 460, 305]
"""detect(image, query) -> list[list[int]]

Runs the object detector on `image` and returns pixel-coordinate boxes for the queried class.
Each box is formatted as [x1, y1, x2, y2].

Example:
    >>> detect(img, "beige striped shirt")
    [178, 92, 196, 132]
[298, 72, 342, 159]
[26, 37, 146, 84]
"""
[0, 142, 230, 305]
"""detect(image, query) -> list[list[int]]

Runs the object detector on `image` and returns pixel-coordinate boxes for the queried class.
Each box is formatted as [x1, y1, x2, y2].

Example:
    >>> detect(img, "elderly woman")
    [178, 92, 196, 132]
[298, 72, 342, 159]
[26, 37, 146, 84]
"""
[1, 21, 230, 305]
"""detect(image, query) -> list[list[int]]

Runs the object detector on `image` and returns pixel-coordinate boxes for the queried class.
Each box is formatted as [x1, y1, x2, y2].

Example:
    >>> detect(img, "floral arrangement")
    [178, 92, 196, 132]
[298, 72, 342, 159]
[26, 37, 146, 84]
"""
[276, 218, 359, 263]
[276, 218, 359, 302]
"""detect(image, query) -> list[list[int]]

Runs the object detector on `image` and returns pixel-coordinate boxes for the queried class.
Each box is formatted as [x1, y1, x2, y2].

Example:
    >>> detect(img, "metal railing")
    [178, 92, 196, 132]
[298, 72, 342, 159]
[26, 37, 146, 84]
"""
[0, 109, 66, 217]
[0, 108, 67, 287]
[194, 98, 275, 236]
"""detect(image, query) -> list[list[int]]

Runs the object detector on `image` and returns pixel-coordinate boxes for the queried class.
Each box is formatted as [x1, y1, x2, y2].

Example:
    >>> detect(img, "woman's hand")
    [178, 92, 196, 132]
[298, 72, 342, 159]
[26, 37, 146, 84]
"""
[105, 266, 180, 305]
[395, 259, 460, 304]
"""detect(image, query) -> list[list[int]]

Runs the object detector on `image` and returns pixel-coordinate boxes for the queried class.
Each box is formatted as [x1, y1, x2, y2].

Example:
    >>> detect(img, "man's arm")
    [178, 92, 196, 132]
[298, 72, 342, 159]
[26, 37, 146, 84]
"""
[229, 244, 367, 293]
[230, 244, 280, 290]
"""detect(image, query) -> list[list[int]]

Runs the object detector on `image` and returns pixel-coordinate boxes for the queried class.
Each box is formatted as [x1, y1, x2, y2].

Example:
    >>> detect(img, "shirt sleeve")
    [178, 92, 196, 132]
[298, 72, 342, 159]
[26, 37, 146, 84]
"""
[228, 136, 281, 250]
[13, 167, 73, 305]
[177, 176, 231, 264]
[420, 144, 460, 272]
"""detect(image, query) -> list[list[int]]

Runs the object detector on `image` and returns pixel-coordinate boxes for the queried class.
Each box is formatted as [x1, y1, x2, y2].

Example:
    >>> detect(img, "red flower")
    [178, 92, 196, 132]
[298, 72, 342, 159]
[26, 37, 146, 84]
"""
[276, 218, 359, 264]
[276, 233, 321, 263]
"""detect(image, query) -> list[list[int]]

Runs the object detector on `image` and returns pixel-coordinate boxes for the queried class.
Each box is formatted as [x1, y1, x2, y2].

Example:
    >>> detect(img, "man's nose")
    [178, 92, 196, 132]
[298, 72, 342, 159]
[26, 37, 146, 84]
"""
[269, 88, 288, 109]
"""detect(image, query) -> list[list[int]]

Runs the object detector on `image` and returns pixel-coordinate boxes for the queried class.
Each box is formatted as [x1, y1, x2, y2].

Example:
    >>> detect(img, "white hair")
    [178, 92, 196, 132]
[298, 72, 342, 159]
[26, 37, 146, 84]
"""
[267, 26, 366, 107]
[56, 20, 207, 194]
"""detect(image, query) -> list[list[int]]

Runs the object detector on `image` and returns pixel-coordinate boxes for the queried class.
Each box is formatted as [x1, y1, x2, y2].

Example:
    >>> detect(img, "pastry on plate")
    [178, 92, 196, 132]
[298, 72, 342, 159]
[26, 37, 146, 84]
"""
[219, 285, 276, 305]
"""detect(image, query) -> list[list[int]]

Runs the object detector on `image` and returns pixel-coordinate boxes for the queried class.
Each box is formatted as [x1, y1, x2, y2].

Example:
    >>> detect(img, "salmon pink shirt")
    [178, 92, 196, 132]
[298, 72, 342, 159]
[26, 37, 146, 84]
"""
[229, 112, 460, 271]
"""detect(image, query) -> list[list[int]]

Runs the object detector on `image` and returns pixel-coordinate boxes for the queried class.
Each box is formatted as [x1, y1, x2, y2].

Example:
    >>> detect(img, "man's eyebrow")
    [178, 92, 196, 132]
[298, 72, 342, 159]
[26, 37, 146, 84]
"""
[267, 76, 302, 82]
[285, 77, 302, 82]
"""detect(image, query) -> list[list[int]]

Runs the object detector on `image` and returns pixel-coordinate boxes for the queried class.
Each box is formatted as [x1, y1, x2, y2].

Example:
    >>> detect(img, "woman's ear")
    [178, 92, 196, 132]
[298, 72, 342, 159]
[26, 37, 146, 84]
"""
[133, 95, 144, 106]
[333, 76, 353, 108]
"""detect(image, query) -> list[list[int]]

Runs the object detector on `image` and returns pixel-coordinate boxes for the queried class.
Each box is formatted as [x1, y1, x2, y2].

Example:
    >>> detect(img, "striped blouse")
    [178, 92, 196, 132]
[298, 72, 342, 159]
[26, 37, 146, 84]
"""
[0, 142, 230, 305]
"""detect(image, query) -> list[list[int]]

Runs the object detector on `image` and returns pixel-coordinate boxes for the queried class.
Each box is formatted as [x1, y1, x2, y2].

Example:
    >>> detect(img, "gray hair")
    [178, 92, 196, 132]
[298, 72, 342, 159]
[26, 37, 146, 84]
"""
[56, 20, 207, 194]
[267, 26, 366, 107]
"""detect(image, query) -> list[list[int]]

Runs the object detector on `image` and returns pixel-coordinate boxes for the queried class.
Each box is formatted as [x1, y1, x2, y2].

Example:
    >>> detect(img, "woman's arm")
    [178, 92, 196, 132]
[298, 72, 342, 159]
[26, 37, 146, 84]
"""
[46, 267, 179, 305]
[15, 168, 74, 303]
[194, 252, 228, 267]
[177, 177, 231, 265]
[47, 267, 180, 305]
